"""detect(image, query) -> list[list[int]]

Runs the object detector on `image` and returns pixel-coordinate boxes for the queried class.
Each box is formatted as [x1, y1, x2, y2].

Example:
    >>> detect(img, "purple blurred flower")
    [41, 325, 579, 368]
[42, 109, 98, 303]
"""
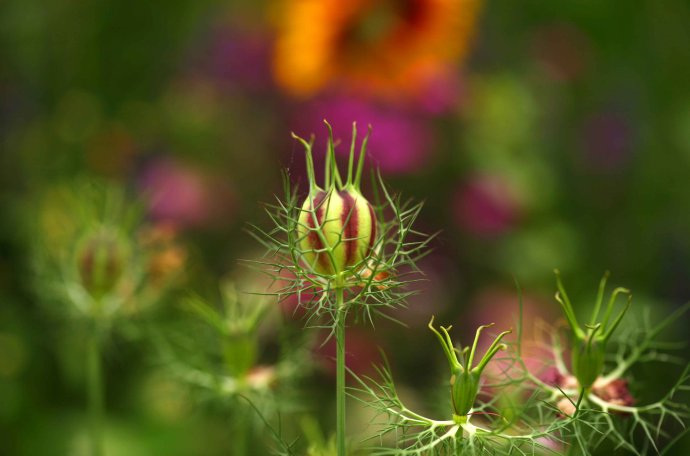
[452, 174, 521, 237]
[203, 25, 274, 93]
[582, 112, 633, 171]
[291, 94, 435, 175]
[139, 158, 215, 229]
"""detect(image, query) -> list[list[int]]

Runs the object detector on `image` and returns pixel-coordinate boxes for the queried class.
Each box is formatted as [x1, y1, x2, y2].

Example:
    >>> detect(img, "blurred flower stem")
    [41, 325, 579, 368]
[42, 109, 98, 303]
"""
[87, 317, 105, 456]
[335, 284, 346, 456]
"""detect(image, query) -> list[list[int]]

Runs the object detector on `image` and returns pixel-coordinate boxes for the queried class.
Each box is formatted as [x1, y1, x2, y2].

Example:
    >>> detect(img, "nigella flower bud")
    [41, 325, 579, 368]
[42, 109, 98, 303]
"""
[297, 188, 376, 276]
[77, 229, 127, 299]
[571, 336, 605, 390]
[450, 367, 480, 417]
[293, 121, 379, 279]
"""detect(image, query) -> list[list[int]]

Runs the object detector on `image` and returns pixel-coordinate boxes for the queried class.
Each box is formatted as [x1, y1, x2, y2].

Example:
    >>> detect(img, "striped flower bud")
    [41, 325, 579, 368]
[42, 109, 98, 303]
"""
[298, 188, 376, 276]
[292, 121, 379, 279]
[77, 229, 127, 299]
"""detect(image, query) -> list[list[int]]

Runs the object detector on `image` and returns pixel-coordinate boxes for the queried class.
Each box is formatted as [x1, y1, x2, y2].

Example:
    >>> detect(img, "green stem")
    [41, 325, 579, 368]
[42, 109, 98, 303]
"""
[335, 285, 346, 456]
[234, 412, 249, 455]
[87, 323, 104, 456]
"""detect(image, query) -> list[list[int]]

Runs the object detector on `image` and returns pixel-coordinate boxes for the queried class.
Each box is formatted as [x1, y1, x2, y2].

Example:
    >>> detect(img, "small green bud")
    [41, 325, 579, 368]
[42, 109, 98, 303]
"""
[428, 316, 510, 421]
[554, 271, 631, 390]
[77, 229, 127, 299]
[572, 335, 605, 389]
[450, 368, 480, 417]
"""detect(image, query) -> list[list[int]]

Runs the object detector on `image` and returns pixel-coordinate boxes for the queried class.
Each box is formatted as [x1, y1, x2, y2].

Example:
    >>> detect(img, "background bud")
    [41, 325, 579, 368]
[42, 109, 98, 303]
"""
[77, 229, 127, 299]
[298, 188, 376, 276]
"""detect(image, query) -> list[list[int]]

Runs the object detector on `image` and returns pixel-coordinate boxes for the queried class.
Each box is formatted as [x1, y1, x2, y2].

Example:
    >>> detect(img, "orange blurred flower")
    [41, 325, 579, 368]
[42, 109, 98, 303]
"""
[273, 0, 481, 99]
[139, 223, 187, 288]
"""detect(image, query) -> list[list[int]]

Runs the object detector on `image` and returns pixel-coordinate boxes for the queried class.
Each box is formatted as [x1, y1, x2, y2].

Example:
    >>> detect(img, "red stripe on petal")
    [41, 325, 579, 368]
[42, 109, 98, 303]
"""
[339, 190, 358, 267]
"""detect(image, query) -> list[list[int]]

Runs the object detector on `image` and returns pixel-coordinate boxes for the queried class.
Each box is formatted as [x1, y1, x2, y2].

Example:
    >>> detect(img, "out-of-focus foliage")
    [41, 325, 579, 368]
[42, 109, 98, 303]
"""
[1, 0, 689, 454]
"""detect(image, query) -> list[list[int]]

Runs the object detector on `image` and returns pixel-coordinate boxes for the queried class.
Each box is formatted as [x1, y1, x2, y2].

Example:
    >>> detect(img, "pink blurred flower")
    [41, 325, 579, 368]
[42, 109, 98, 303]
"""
[465, 287, 559, 386]
[290, 94, 435, 175]
[453, 174, 521, 237]
[138, 158, 235, 229]
[315, 328, 382, 379]
[390, 253, 458, 327]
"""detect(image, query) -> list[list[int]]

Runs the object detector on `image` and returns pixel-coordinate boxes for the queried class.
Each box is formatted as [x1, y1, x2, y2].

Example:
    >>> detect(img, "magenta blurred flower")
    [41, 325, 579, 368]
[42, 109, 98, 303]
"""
[453, 174, 521, 237]
[412, 67, 466, 115]
[139, 158, 234, 229]
[202, 25, 274, 93]
[291, 94, 435, 175]
[582, 112, 633, 171]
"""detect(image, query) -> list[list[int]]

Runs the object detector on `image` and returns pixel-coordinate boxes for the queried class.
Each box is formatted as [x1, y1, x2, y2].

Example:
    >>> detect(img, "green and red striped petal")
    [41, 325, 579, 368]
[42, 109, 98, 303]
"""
[297, 188, 376, 276]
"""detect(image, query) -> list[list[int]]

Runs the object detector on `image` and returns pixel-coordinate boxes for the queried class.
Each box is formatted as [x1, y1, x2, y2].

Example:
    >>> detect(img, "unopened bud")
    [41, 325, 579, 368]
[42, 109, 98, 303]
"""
[77, 229, 127, 298]
[451, 368, 480, 417]
[572, 336, 605, 390]
[298, 188, 376, 276]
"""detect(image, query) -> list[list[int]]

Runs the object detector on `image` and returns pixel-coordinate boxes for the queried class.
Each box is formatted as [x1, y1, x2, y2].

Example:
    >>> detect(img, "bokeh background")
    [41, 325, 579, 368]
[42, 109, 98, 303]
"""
[1, 0, 690, 454]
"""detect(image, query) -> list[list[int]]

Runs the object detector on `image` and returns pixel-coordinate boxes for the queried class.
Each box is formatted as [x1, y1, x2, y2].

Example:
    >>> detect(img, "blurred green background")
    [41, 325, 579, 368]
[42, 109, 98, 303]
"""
[1, 0, 689, 454]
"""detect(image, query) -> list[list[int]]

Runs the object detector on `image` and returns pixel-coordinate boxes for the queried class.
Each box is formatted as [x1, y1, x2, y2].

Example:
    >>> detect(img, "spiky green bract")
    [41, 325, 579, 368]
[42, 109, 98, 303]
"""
[347, 351, 578, 455]
[247, 121, 434, 329]
[554, 270, 631, 389]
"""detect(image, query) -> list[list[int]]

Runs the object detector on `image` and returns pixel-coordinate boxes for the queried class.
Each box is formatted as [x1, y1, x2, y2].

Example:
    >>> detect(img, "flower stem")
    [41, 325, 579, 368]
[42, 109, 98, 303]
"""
[87, 323, 104, 456]
[335, 285, 346, 456]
